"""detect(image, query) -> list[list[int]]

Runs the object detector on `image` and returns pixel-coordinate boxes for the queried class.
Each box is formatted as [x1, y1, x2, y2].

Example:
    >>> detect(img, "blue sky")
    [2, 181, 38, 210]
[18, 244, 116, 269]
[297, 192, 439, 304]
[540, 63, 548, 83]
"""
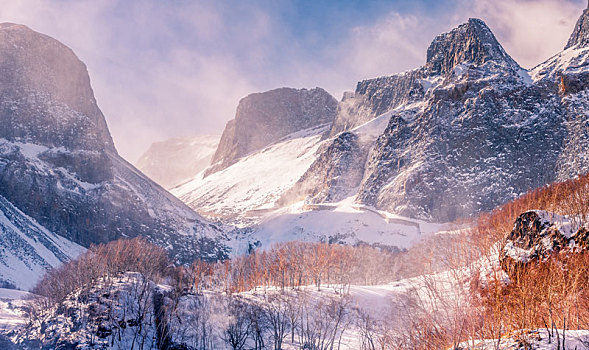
[0, 0, 586, 161]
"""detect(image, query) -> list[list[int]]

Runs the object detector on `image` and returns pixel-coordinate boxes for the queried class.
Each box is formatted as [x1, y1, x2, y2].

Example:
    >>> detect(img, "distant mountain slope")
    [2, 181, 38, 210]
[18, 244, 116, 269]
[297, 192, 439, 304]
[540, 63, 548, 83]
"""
[172, 119, 441, 253]
[206, 87, 337, 175]
[136, 135, 219, 189]
[173, 125, 328, 226]
[0, 23, 226, 265]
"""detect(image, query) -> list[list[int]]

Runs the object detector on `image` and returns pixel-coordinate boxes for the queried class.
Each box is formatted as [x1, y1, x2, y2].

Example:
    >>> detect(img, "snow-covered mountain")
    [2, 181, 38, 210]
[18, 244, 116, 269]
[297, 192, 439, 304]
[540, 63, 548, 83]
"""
[0, 23, 227, 273]
[175, 9, 589, 241]
[206, 87, 338, 175]
[135, 135, 219, 189]
[292, 13, 589, 223]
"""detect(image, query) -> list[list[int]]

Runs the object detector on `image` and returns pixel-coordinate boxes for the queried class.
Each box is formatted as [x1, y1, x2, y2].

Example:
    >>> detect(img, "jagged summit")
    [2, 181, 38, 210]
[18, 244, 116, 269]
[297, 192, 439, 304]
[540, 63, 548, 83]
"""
[0, 22, 114, 150]
[565, 7, 589, 49]
[426, 18, 519, 75]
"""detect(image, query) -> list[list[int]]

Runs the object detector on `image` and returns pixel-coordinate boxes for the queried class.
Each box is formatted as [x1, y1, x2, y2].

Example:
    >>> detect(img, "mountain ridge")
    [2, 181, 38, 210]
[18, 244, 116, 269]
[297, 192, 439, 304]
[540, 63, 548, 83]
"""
[0, 23, 228, 271]
[176, 8, 589, 228]
[206, 87, 338, 176]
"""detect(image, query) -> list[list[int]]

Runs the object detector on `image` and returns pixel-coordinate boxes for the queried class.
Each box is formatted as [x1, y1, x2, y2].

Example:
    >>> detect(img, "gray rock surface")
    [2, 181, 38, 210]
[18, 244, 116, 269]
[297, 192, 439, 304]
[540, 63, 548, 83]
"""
[295, 13, 589, 223]
[207, 87, 337, 175]
[566, 6, 589, 50]
[500, 210, 589, 270]
[281, 132, 368, 205]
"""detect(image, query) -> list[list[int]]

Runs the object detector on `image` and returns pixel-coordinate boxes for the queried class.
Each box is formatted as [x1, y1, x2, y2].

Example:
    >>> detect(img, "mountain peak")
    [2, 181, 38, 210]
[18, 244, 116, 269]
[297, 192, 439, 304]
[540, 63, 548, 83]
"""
[426, 18, 519, 75]
[206, 87, 337, 175]
[565, 7, 589, 49]
[0, 22, 114, 150]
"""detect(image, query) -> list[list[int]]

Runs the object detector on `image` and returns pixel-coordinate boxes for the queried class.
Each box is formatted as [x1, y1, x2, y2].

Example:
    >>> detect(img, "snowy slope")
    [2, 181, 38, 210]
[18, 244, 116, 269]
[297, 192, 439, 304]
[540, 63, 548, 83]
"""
[0, 288, 30, 330]
[0, 194, 84, 291]
[226, 197, 445, 256]
[172, 125, 329, 225]
[173, 117, 443, 253]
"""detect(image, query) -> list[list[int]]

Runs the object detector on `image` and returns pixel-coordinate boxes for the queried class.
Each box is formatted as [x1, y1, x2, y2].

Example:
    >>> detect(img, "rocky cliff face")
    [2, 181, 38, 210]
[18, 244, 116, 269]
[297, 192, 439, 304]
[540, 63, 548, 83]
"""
[328, 18, 519, 137]
[0, 23, 113, 151]
[329, 70, 425, 136]
[538, 7, 589, 181]
[281, 132, 367, 205]
[291, 13, 589, 223]
[0, 23, 226, 265]
[136, 135, 219, 189]
[425, 18, 519, 75]
[566, 6, 589, 50]
[207, 87, 337, 175]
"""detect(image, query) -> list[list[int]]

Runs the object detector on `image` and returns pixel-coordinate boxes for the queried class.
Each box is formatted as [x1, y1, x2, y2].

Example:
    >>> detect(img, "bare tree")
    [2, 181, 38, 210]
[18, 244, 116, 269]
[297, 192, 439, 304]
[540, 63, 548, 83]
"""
[223, 298, 252, 350]
[262, 293, 290, 350]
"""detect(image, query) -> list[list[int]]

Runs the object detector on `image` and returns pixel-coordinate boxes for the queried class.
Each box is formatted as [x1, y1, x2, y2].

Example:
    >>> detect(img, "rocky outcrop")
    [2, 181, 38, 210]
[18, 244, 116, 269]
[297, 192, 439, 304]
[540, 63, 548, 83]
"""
[281, 132, 367, 204]
[500, 210, 589, 270]
[329, 18, 521, 138]
[565, 6, 589, 50]
[207, 87, 337, 175]
[136, 135, 219, 189]
[0, 23, 113, 151]
[0, 23, 227, 264]
[298, 18, 563, 222]
[328, 69, 425, 136]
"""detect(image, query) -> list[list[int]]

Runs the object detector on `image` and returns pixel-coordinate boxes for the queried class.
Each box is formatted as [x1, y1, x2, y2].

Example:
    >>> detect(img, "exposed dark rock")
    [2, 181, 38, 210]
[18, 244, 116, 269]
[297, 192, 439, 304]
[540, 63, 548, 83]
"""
[425, 18, 520, 75]
[308, 11, 589, 223]
[328, 69, 425, 136]
[500, 210, 588, 271]
[565, 7, 589, 49]
[281, 132, 368, 205]
[207, 87, 337, 175]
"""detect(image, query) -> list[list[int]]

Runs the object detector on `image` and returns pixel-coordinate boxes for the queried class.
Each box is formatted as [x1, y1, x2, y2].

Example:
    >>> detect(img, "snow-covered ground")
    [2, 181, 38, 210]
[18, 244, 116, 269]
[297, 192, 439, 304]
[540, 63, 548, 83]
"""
[0, 262, 474, 349]
[531, 46, 589, 81]
[172, 118, 447, 255]
[461, 329, 589, 349]
[225, 196, 447, 255]
[0, 289, 29, 331]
